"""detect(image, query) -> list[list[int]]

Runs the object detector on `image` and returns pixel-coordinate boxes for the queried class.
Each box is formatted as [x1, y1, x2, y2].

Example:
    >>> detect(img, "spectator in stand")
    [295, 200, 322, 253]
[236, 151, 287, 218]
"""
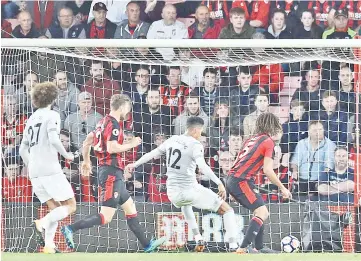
[264, 9, 292, 39]
[1, 95, 27, 152]
[2, 157, 32, 203]
[12, 11, 41, 38]
[59, 129, 82, 201]
[173, 92, 209, 135]
[292, 65, 324, 112]
[232, 0, 270, 29]
[52, 71, 79, 124]
[82, 60, 120, 115]
[291, 121, 336, 197]
[292, 9, 323, 39]
[114, 1, 150, 39]
[243, 92, 270, 138]
[280, 99, 309, 154]
[230, 66, 259, 122]
[310, 91, 349, 145]
[219, 7, 255, 39]
[317, 146, 354, 203]
[271, 0, 302, 33]
[337, 65, 356, 114]
[209, 97, 233, 151]
[123, 66, 151, 113]
[65, 0, 92, 24]
[122, 130, 150, 201]
[337, 0, 361, 29]
[103, 48, 123, 84]
[217, 150, 234, 185]
[87, 0, 129, 24]
[25, 0, 63, 34]
[147, 128, 170, 203]
[198, 132, 219, 177]
[227, 127, 243, 159]
[1, 0, 20, 19]
[85, 2, 117, 39]
[45, 6, 86, 39]
[27, 52, 66, 83]
[175, 48, 205, 89]
[15, 71, 38, 116]
[63, 92, 103, 150]
[323, 8, 356, 39]
[302, 0, 334, 29]
[133, 87, 172, 150]
[188, 4, 225, 39]
[160, 66, 190, 117]
[194, 68, 227, 116]
[147, 4, 188, 60]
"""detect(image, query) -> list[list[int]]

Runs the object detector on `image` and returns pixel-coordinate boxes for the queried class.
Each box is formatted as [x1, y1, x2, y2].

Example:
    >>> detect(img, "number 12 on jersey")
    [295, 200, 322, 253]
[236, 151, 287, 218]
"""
[167, 147, 181, 169]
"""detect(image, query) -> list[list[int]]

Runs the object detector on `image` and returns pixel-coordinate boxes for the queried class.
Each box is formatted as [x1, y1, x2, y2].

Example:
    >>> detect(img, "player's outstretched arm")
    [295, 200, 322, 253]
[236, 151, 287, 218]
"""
[127, 148, 163, 173]
[19, 138, 30, 166]
[263, 157, 292, 199]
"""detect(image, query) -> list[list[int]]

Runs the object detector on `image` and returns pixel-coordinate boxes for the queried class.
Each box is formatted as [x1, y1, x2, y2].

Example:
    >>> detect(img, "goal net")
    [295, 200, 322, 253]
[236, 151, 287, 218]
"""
[1, 39, 360, 253]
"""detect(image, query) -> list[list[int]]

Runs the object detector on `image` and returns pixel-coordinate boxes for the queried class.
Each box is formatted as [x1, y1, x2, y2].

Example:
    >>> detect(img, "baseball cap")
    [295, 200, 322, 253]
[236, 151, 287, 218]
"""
[93, 2, 108, 12]
[78, 92, 92, 101]
[334, 8, 348, 18]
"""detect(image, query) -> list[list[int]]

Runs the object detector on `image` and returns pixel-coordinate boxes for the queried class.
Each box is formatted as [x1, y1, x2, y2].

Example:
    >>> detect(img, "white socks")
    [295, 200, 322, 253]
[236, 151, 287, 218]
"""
[223, 209, 238, 249]
[41, 206, 69, 229]
[44, 221, 58, 248]
[181, 205, 201, 239]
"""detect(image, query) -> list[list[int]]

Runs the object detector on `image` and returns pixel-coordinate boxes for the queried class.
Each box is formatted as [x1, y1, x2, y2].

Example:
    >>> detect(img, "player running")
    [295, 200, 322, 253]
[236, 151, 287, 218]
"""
[126, 116, 240, 251]
[19, 82, 77, 254]
[226, 112, 292, 254]
[61, 94, 166, 252]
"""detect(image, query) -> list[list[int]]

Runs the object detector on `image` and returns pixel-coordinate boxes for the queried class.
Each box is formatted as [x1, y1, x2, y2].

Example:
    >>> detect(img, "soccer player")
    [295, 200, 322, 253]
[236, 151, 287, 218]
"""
[61, 94, 166, 252]
[19, 82, 76, 254]
[126, 116, 240, 251]
[226, 112, 292, 254]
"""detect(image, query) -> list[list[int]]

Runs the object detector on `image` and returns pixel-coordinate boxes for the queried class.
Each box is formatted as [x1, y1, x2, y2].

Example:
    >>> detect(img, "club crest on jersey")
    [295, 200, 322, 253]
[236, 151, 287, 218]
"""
[114, 192, 119, 198]
[112, 129, 119, 136]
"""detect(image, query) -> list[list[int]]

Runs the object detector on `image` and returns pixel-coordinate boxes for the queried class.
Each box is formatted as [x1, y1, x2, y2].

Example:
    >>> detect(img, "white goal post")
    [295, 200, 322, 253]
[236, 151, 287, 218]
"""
[0, 38, 360, 253]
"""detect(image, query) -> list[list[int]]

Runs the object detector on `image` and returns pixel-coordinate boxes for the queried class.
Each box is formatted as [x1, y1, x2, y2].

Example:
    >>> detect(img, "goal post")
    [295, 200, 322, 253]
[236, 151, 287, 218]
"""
[0, 38, 360, 253]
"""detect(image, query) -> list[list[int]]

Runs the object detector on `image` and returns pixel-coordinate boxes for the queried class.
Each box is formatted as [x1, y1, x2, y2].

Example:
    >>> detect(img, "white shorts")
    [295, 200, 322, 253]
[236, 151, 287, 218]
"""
[167, 183, 223, 212]
[31, 173, 74, 203]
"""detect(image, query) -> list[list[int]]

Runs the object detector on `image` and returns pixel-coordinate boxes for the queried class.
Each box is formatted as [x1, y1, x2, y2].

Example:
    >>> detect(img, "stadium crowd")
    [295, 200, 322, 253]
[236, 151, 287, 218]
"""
[1, 0, 360, 205]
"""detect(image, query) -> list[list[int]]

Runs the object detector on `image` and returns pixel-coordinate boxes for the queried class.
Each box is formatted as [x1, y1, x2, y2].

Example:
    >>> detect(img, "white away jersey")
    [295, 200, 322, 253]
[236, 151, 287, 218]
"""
[157, 135, 204, 189]
[22, 108, 63, 179]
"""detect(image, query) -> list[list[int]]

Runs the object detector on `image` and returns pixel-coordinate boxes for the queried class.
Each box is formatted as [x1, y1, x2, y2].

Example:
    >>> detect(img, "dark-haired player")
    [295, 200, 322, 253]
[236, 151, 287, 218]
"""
[126, 116, 240, 251]
[20, 82, 76, 254]
[61, 94, 166, 252]
[227, 112, 292, 254]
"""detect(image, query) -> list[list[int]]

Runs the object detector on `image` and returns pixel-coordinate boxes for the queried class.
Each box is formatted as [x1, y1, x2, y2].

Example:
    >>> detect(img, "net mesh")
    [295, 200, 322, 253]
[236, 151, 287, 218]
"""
[0, 41, 360, 253]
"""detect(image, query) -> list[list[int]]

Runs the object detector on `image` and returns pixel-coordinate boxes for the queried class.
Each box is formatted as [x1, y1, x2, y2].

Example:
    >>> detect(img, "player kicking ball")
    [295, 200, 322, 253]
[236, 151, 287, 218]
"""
[126, 116, 240, 252]
[61, 94, 166, 252]
[19, 82, 77, 254]
[226, 113, 292, 254]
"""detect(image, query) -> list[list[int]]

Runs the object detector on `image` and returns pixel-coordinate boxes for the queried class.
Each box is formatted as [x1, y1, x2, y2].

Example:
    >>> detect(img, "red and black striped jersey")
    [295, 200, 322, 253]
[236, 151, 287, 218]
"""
[228, 134, 275, 180]
[93, 115, 124, 170]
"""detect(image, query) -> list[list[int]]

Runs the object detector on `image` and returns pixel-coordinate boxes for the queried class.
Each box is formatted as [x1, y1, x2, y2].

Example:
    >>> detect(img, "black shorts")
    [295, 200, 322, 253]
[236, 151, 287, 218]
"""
[226, 176, 265, 211]
[98, 166, 130, 208]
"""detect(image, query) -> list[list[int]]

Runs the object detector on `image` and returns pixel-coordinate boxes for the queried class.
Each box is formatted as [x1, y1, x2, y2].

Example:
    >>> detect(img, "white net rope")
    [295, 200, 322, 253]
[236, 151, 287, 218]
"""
[0, 39, 360, 253]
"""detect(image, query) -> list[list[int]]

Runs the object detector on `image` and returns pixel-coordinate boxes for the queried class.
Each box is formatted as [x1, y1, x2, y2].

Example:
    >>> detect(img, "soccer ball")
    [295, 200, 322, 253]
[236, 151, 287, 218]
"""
[281, 235, 300, 253]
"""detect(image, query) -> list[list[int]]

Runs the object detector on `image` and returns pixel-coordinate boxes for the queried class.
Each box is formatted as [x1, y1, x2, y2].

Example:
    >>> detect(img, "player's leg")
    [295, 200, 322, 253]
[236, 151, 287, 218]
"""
[119, 179, 166, 252]
[226, 179, 267, 253]
[191, 184, 239, 250]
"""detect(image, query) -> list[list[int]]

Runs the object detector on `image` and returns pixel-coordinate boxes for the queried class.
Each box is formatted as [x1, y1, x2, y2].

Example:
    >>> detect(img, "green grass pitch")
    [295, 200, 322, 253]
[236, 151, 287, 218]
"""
[2, 253, 361, 261]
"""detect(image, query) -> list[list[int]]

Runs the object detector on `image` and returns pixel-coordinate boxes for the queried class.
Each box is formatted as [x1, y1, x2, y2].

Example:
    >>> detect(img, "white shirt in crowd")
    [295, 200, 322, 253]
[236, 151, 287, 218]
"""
[147, 19, 189, 60]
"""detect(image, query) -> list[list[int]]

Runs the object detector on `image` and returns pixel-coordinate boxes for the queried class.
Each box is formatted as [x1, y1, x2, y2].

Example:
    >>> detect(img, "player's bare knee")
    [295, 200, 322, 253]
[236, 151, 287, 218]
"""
[217, 201, 231, 215]
[121, 197, 137, 216]
[254, 206, 269, 221]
